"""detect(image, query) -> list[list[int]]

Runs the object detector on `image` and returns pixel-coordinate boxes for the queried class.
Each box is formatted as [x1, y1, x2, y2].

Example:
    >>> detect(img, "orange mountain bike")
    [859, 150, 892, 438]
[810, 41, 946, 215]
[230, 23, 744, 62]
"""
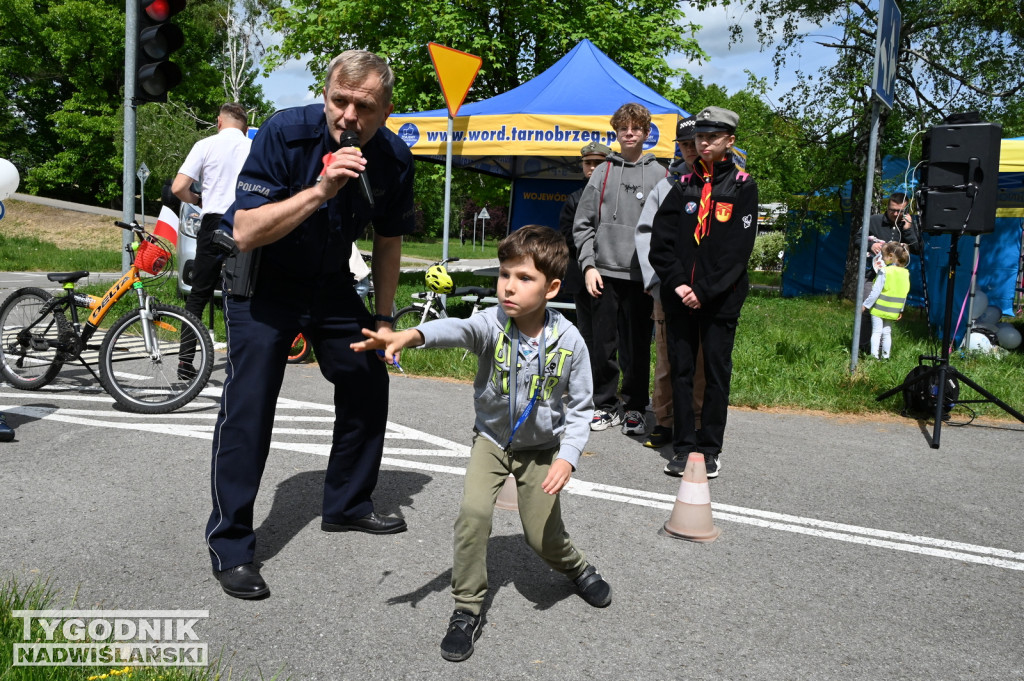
[0, 220, 214, 413]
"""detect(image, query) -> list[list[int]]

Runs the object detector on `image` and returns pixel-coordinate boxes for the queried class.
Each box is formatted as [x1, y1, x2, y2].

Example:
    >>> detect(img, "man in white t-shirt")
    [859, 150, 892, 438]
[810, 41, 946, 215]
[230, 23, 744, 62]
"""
[172, 103, 252, 377]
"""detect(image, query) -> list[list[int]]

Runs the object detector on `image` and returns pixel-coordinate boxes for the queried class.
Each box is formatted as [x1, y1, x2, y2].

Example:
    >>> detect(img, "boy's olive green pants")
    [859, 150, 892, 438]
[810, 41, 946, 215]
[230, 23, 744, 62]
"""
[452, 433, 588, 615]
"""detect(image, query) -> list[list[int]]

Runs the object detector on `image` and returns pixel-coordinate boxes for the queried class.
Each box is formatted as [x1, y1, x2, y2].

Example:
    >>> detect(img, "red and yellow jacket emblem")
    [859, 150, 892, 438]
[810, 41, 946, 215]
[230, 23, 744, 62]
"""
[714, 202, 733, 222]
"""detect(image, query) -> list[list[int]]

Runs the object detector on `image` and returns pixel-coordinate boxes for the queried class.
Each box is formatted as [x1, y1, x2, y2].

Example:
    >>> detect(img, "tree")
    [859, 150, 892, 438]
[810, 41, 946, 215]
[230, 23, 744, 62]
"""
[264, 0, 705, 112]
[701, 0, 1024, 298]
[261, 0, 706, 236]
[0, 0, 271, 208]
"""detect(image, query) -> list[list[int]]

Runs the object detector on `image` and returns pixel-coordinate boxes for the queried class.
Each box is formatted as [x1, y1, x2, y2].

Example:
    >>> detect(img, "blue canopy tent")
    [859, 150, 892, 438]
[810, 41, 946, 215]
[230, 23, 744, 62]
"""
[783, 143, 1024, 345]
[386, 39, 689, 231]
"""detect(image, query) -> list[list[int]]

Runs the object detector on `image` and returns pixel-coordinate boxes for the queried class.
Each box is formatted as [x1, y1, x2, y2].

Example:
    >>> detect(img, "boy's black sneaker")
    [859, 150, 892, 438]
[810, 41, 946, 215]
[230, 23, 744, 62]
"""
[705, 453, 721, 479]
[663, 453, 688, 476]
[440, 610, 482, 662]
[572, 564, 612, 608]
[644, 426, 672, 448]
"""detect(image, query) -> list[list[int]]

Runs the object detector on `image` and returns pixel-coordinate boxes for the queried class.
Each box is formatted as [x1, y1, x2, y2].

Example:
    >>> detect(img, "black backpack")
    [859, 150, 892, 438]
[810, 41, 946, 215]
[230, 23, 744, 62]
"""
[901, 366, 960, 417]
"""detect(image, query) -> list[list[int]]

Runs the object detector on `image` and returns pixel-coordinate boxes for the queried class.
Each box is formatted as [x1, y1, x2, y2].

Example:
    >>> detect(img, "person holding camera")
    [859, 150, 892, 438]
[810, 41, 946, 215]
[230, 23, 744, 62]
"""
[204, 50, 414, 600]
[857, 192, 920, 354]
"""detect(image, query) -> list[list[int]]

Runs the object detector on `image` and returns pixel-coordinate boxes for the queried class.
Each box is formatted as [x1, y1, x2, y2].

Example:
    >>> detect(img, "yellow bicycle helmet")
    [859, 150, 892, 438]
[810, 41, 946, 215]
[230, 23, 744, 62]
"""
[425, 264, 454, 294]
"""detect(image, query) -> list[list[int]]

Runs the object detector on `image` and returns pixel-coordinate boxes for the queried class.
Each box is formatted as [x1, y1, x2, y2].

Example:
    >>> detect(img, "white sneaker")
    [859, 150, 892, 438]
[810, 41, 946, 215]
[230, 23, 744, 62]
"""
[621, 410, 646, 435]
[590, 409, 622, 431]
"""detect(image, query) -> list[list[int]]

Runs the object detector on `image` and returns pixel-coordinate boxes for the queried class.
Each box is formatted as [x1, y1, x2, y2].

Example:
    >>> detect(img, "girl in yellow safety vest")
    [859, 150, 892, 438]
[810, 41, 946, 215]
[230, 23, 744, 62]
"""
[862, 242, 911, 359]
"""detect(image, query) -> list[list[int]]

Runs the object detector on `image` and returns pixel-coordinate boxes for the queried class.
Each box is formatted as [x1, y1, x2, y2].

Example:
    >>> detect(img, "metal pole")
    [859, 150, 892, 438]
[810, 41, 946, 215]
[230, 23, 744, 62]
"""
[442, 116, 454, 264]
[961, 235, 982, 348]
[850, 100, 882, 373]
[122, 0, 137, 273]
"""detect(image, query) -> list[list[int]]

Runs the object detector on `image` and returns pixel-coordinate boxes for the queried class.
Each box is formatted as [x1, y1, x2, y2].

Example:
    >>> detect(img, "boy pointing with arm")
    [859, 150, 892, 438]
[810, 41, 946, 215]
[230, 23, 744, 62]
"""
[352, 224, 611, 662]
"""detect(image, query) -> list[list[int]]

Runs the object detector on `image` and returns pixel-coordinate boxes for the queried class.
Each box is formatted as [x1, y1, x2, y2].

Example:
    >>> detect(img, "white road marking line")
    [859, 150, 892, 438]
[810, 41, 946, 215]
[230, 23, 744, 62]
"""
[570, 480, 1024, 561]
[4, 396, 1022, 571]
[112, 371, 154, 381]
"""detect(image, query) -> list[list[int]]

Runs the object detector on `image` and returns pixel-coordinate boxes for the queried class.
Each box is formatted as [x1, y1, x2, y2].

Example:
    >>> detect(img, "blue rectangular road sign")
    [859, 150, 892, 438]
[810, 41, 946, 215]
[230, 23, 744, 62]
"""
[871, 0, 902, 109]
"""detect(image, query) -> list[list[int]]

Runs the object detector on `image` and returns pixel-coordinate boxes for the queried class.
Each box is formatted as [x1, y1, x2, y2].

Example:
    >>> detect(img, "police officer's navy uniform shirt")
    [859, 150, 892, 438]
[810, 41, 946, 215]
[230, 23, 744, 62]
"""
[224, 103, 415, 281]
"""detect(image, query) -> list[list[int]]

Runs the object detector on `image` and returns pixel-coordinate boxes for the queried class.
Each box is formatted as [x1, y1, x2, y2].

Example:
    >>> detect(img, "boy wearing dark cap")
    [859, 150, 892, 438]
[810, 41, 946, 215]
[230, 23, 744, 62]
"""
[559, 140, 612, 350]
[650, 106, 759, 479]
[635, 115, 697, 449]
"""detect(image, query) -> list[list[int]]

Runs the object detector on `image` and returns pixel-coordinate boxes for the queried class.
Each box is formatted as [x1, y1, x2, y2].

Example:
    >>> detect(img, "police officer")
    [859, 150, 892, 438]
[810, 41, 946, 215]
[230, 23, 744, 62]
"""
[206, 50, 415, 600]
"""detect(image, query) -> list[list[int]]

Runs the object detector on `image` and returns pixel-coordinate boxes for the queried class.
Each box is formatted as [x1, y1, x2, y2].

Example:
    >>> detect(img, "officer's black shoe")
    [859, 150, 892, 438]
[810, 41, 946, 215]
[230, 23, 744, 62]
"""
[213, 563, 269, 600]
[0, 414, 14, 442]
[321, 512, 407, 535]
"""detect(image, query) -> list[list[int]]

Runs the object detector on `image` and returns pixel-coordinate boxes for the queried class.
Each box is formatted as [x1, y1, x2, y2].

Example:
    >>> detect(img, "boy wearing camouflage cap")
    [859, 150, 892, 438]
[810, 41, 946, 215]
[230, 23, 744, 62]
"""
[558, 140, 612, 350]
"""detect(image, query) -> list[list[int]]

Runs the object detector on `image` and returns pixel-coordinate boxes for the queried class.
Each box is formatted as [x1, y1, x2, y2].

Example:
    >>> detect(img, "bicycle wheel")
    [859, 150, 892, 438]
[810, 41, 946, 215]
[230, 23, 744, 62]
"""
[287, 333, 312, 363]
[98, 302, 214, 413]
[393, 305, 439, 333]
[0, 287, 68, 389]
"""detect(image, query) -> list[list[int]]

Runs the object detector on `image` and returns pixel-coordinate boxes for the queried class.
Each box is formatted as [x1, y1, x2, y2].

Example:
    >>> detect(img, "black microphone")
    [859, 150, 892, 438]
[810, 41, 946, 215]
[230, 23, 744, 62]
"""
[339, 130, 374, 209]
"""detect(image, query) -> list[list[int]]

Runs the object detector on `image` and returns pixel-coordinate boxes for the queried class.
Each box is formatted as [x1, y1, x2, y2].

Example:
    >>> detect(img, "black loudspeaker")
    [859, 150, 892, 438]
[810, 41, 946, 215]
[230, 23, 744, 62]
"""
[918, 120, 1002, 234]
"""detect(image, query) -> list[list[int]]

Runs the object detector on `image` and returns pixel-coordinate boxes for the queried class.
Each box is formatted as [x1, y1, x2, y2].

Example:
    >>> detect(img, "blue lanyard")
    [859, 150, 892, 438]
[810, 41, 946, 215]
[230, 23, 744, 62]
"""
[506, 316, 546, 452]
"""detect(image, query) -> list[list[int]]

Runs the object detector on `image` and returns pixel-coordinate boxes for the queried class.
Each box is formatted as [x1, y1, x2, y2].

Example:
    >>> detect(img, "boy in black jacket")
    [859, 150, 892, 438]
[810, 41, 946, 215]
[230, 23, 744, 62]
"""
[650, 107, 758, 479]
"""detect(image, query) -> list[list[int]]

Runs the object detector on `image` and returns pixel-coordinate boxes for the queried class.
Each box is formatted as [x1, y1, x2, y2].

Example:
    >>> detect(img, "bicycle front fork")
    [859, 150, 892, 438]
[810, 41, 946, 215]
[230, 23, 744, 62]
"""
[134, 286, 162, 360]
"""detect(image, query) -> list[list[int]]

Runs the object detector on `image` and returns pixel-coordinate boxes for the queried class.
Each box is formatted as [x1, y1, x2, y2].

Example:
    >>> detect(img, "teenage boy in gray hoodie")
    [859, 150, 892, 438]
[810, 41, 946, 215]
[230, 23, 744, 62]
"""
[573, 102, 667, 435]
[351, 224, 611, 663]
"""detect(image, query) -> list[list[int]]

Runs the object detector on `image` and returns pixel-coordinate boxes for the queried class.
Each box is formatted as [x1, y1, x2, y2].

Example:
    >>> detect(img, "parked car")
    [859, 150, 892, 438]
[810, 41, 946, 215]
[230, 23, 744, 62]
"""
[175, 200, 214, 298]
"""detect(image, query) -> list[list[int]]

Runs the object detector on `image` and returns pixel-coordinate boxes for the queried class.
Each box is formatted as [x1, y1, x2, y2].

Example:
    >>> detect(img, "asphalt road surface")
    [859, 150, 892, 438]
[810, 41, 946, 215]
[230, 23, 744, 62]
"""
[2, 354, 1023, 680]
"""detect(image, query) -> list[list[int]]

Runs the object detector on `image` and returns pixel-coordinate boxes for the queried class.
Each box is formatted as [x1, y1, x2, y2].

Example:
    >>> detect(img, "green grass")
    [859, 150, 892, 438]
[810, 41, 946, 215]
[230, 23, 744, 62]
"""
[356, 237, 498, 262]
[0, 233, 122, 272]
[748, 270, 782, 287]
[731, 292, 1024, 419]
[393, 269, 1024, 421]
[0, 577, 227, 680]
[11, 239, 1024, 421]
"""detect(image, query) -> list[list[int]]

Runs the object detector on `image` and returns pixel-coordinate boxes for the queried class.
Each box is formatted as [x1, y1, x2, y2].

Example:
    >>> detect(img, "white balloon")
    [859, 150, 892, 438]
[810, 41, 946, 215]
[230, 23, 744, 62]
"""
[978, 304, 1002, 325]
[0, 158, 19, 201]
[996, 325, 1022, 351]
[970, 290, 988, 320]
[968, 332, 993, 353]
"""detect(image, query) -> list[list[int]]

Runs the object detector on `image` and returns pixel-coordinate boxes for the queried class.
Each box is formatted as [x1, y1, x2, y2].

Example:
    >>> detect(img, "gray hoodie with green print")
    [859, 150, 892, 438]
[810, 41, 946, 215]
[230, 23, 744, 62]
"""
[415, 306, 594, 469]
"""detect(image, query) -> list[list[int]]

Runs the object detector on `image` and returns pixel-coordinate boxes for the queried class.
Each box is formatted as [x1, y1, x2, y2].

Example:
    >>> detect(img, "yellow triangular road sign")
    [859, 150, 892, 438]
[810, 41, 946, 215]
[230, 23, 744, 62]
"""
[427, 42, 482, 119]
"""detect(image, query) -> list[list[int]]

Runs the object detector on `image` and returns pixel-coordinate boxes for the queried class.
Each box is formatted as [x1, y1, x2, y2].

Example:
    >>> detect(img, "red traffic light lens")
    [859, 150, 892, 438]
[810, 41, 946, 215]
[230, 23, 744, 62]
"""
[144, 0, 170, 21]
[142, 0, 184, 22]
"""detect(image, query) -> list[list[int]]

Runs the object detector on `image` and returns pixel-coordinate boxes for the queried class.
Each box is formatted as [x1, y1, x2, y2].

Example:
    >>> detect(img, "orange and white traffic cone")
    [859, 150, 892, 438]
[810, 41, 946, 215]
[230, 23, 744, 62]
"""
[661, 452, 720, 542]
[495, 474, 518, 511]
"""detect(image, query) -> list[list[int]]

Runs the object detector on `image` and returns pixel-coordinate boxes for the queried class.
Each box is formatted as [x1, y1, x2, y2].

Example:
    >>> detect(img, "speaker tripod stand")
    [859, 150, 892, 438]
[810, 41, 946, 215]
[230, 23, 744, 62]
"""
[876, 233, 1024, 448]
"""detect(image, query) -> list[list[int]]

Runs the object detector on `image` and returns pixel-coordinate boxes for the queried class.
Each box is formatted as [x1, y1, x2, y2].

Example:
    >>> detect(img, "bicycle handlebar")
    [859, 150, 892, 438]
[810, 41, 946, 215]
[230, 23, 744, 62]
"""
[114, 220, 144, 233]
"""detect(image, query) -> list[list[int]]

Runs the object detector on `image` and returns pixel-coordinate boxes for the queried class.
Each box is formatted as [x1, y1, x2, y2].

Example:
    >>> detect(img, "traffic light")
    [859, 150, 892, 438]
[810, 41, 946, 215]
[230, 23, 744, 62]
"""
[135, 0, 185, 104]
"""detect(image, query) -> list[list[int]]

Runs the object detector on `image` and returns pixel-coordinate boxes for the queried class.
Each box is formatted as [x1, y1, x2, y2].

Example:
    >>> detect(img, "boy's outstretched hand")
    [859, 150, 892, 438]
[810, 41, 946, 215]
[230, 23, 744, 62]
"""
[350, 327, 423, 363]
[542, 459, 573, 495]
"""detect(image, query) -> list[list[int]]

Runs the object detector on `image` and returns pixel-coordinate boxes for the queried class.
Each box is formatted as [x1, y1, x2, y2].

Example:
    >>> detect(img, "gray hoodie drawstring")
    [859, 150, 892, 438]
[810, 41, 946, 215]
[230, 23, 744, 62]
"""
[611, 157, 647, 221]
